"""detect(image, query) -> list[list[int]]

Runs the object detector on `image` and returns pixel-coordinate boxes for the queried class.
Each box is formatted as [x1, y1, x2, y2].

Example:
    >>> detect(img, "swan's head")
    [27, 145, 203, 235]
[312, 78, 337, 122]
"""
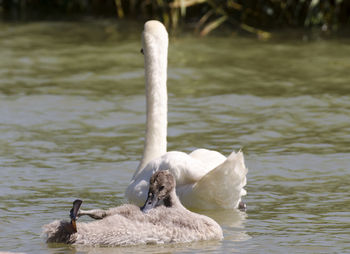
[141, 20, 168, 63]
[141, 170, 175, 213]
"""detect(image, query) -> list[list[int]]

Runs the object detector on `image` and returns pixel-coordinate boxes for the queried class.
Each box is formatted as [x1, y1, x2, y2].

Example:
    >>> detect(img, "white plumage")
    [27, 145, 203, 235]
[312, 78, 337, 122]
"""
[126, 20, 248, 210]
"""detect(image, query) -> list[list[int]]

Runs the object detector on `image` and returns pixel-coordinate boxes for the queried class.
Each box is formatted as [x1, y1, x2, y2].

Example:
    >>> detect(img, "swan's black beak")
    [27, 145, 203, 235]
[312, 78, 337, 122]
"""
[70, 199, 83, 232]
[141, 192, 158, 213]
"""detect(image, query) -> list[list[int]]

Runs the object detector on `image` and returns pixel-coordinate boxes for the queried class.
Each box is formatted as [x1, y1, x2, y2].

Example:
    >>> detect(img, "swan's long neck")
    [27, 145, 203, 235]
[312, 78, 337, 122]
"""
[135, 22, 168, 176]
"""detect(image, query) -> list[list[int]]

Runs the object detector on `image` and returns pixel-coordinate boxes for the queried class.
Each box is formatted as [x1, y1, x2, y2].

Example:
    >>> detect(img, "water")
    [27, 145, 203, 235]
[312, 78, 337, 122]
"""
[0, 21, 349, 253]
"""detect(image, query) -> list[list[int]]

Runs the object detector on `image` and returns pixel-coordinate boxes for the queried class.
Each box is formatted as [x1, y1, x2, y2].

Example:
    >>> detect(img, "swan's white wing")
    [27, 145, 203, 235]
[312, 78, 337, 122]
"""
[127, 150, 247, 210]
[126, 151, 207, 206]
[189, 148, 226, 170]
[179, 151, 247, 209]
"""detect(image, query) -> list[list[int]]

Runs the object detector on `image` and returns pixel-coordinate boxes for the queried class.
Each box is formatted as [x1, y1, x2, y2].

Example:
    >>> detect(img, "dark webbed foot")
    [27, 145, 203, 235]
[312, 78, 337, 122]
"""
[70, 199, 83, 232]
[238, 201, 247, 211]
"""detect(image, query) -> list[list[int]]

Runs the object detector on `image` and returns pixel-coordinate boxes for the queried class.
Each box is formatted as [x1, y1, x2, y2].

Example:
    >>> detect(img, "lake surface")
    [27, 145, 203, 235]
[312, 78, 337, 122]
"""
[0, 20, 349, 253]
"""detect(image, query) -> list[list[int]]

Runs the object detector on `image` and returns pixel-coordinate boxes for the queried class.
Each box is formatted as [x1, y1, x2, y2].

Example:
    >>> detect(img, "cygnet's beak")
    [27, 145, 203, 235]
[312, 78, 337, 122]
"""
[140, 192, 159, 213]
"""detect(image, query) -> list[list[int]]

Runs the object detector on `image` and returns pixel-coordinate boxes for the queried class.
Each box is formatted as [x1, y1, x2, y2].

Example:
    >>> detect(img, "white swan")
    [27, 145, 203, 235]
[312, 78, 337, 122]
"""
[125, 20, 248, 210]
[43, 171, 223, 246]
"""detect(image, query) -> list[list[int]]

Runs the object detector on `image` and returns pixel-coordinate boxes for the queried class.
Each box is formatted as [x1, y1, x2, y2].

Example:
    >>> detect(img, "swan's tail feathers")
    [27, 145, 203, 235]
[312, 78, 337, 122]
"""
[189, 151, 248, 209]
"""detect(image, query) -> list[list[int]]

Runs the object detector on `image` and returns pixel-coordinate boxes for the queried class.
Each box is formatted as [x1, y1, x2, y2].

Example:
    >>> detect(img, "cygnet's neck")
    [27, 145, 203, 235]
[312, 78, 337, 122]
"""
[164, 189, 186, 210]
[136, 21, 168, 176]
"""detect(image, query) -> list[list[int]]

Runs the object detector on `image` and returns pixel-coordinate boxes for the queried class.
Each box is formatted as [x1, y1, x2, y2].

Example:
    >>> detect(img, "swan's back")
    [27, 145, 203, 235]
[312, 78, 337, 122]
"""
[127, 149, 248, 209]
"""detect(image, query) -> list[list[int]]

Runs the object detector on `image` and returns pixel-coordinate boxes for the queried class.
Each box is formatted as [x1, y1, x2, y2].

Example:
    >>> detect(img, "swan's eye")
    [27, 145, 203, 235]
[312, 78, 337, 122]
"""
[140, 48, 144, 55]
[159, 186, 164, 191]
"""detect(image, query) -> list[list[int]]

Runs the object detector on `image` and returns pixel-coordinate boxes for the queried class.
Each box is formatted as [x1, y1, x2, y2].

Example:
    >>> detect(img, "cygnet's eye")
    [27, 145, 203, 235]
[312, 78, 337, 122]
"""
[140, 48, 144, 54]
[159, 185, 165, 191]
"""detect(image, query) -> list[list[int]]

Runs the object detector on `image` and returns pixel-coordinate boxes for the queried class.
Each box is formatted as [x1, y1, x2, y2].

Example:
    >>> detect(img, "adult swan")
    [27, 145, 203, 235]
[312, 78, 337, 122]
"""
[125, 20, 248, 210]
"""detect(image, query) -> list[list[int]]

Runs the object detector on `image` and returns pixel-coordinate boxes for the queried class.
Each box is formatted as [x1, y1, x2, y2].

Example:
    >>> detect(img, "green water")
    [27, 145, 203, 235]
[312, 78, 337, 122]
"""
[0, 21, 349, 253]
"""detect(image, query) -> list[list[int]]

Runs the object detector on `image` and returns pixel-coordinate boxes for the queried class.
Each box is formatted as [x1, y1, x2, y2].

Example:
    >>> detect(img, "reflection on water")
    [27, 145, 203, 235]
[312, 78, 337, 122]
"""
[0, 21, 349, 253]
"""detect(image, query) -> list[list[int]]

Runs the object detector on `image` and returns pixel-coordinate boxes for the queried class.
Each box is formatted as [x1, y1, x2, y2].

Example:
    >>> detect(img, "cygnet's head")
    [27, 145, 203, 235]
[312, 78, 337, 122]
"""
[141, 170, 175, 213]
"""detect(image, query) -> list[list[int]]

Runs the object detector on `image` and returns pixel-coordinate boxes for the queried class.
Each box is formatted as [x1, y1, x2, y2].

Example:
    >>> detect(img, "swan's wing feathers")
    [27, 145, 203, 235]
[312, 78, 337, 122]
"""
[190, 151, 248, 209]
[189, 148, 226, 170]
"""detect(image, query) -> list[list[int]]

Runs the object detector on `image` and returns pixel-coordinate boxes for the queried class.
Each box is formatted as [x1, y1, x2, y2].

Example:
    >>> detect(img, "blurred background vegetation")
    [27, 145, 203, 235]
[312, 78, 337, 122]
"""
[1, 0, 350, 37]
